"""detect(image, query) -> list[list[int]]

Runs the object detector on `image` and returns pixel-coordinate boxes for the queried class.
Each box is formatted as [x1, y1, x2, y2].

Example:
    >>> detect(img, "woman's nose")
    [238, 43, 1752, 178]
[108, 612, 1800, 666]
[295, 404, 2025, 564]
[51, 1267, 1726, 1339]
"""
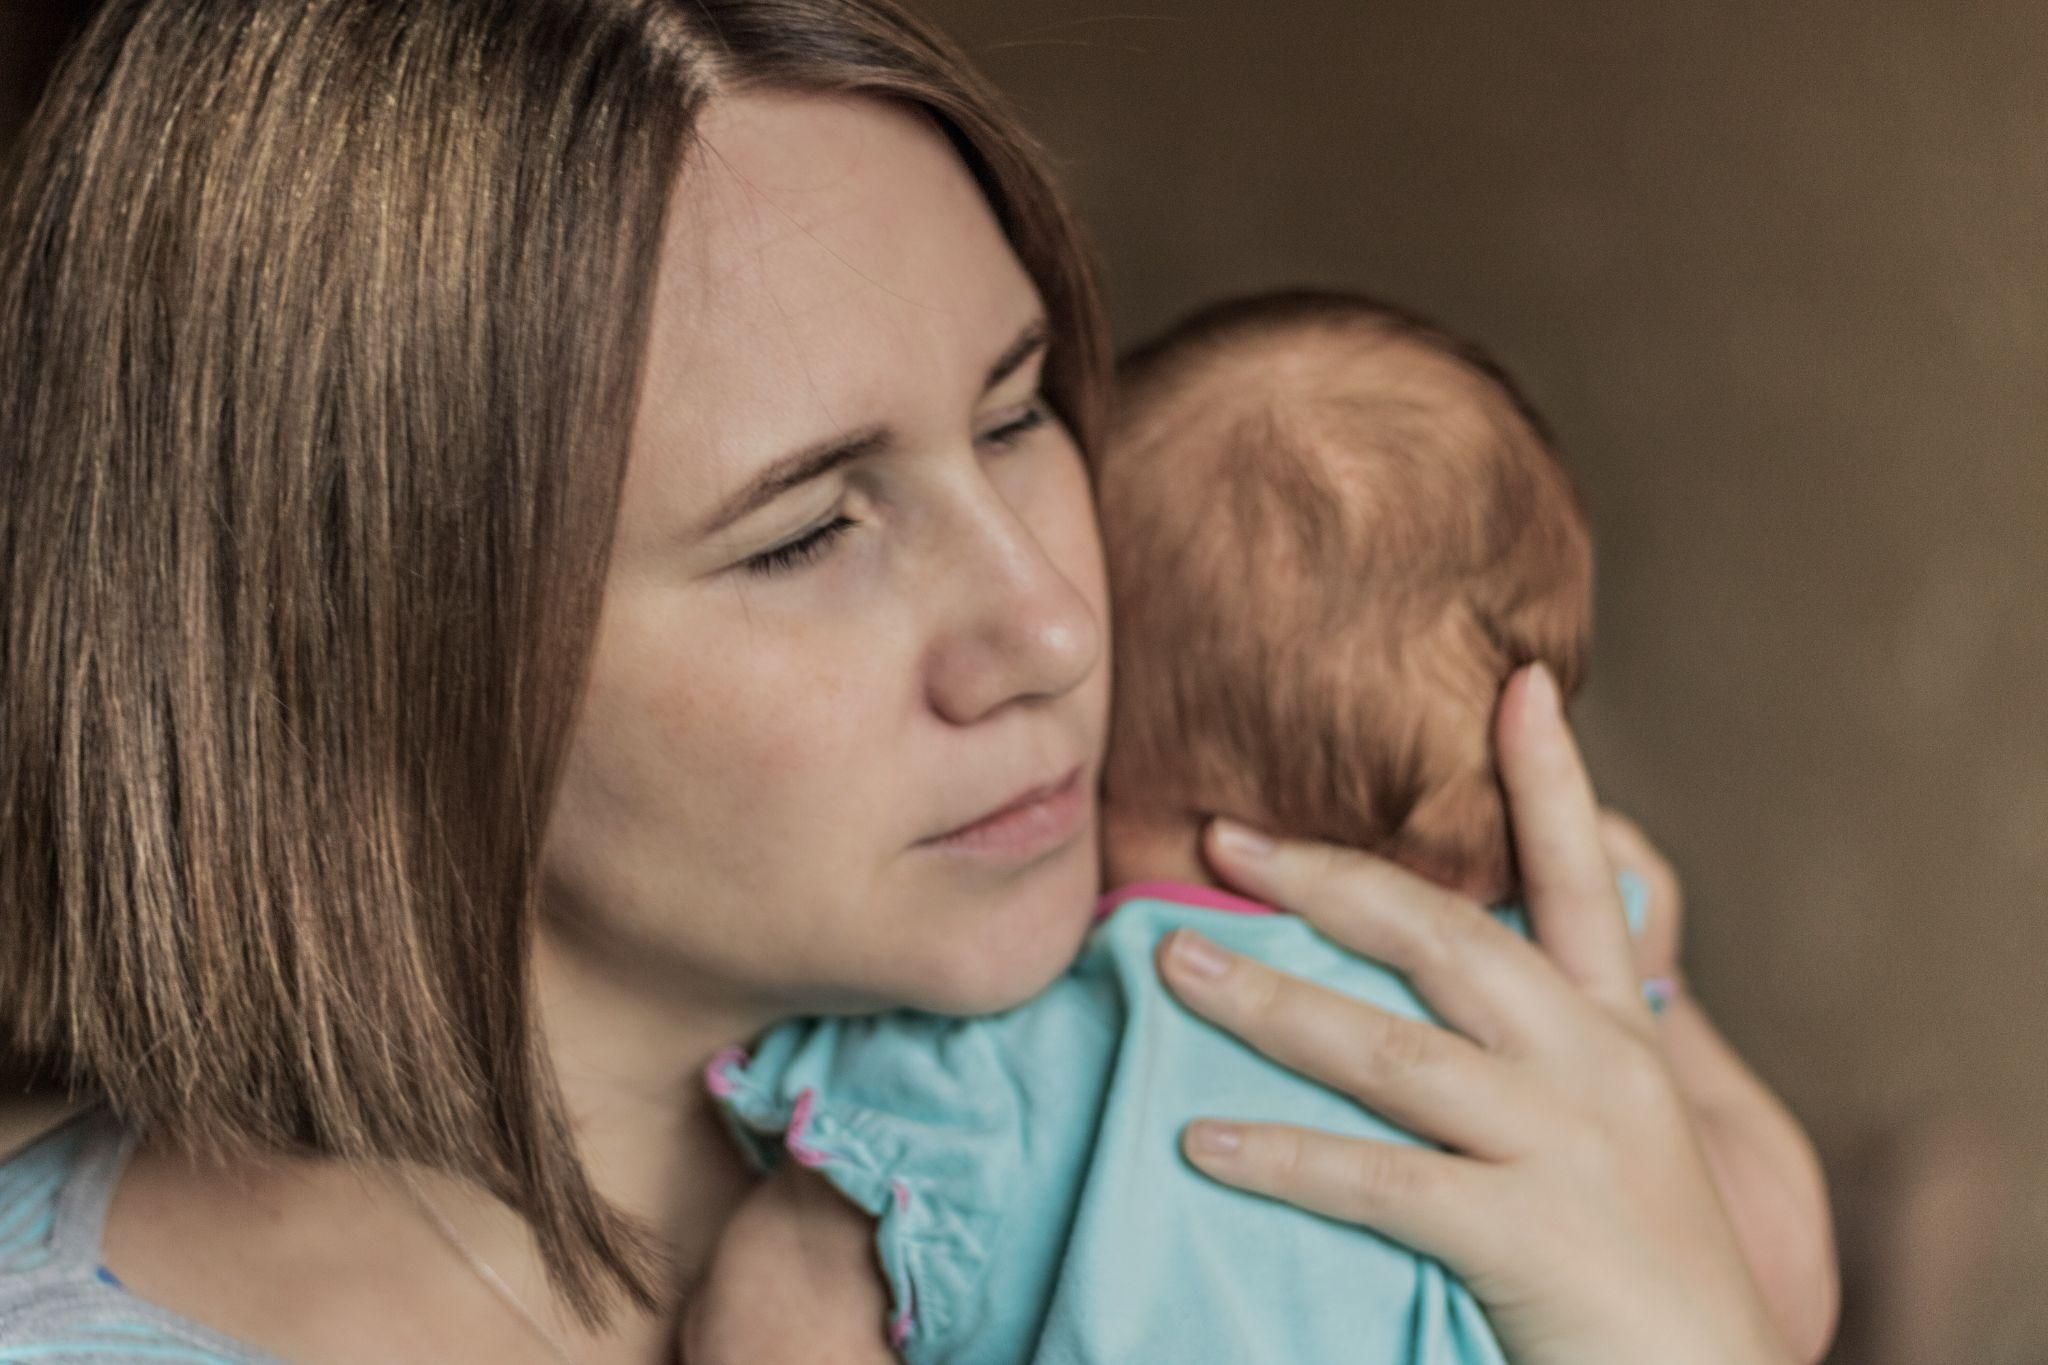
[924, 507, 1103, 727]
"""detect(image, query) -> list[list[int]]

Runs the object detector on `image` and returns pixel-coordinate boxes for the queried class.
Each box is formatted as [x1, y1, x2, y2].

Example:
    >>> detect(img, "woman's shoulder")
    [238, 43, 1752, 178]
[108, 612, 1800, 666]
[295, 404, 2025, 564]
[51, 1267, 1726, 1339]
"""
[0, 1109, 273, 1363]
[0, 1107, 110, 1276]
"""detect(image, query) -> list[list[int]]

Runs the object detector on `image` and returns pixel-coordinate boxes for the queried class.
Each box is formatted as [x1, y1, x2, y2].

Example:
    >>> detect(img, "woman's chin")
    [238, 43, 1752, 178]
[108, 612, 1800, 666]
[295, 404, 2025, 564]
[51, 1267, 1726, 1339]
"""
[905, 848, 1102, 1016]
[917, 946, 1079, 1017]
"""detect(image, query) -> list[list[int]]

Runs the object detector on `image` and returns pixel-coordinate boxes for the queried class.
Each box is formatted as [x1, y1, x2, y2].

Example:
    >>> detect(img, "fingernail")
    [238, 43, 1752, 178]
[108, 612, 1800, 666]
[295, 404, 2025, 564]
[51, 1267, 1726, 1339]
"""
[1212, 819, 1275, 862]
[1187, 1121, 1243, 1158]
[1170, 929, 1231, 980]
[1525, 662, 1560, 718]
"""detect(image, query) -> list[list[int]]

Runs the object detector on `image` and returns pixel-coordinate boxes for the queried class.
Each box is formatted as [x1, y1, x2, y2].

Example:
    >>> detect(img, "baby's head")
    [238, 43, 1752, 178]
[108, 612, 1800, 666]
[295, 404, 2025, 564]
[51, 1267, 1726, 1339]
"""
[1098, 290, 1593, 904]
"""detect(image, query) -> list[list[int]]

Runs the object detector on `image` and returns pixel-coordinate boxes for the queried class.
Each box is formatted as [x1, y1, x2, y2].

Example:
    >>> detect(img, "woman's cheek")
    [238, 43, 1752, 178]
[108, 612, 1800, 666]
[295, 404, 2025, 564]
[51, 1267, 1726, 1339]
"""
[660, 624, 892, 847]
[1046, 450, 1114, 720]
[1041, 441, 1111, 620]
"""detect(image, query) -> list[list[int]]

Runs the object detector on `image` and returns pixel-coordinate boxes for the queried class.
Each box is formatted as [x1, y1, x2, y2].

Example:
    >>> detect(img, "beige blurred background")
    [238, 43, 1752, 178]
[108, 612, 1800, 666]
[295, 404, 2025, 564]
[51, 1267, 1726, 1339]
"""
[5, 2, 2044, 1360]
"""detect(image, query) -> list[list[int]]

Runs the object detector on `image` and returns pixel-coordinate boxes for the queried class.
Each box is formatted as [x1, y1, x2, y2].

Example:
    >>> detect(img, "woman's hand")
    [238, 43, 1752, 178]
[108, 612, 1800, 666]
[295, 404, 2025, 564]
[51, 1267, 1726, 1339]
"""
[1155, 665, 1792, 1365]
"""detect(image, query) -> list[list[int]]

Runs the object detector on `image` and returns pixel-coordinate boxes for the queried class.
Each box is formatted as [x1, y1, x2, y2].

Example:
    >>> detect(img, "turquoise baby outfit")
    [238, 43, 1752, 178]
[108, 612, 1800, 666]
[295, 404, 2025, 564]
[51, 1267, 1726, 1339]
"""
[711, 879, 1646, 1364]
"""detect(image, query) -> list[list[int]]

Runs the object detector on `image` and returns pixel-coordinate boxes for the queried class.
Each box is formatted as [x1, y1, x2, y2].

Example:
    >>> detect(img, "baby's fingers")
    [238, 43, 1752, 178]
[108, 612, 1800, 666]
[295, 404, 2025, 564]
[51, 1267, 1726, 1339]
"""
[1181, 1120, 1499, 1272]
[1158, 929, 1537, 1159]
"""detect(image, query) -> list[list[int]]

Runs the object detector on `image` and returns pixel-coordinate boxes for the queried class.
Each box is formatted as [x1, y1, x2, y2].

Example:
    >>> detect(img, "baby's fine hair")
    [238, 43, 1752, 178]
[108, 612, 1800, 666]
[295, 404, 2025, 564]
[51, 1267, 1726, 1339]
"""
[1100, 289, 1593, 899]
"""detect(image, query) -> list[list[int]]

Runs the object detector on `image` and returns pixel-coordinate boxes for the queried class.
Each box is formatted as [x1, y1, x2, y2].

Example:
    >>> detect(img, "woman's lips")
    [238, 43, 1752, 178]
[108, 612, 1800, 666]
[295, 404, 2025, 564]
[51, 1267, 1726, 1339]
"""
[920, 765, 1090, 862]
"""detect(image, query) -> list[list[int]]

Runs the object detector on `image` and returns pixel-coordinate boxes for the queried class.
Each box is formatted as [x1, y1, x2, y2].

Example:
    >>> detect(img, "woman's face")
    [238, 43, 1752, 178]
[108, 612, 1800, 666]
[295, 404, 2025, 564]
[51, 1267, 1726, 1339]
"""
[540, 92, 1111, 1021]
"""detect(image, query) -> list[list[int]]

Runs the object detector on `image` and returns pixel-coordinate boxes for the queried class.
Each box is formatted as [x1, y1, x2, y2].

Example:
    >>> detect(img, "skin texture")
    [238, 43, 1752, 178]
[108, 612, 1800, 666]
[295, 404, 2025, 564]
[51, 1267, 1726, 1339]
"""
[682, 1163, 897, 1365]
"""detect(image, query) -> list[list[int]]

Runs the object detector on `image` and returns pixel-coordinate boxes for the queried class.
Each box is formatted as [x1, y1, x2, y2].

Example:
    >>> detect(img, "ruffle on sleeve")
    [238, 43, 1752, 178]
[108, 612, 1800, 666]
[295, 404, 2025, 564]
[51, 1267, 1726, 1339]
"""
[705, 1014, 1025, 1359]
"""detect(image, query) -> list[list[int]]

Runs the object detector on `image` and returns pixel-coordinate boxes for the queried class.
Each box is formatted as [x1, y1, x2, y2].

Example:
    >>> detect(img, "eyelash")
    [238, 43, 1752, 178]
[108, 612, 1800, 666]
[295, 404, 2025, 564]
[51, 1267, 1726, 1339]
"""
[743, 514, 858, 577]
[980, 399, 1051, 450]
[739, 399, 1053, 578]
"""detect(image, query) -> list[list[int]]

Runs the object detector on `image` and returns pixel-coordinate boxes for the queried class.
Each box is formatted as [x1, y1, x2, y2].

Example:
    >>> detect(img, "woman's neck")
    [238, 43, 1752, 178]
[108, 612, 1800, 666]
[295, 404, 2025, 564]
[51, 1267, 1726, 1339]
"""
[100, 929, 768, 1365]
[528, 924, 763, 1280]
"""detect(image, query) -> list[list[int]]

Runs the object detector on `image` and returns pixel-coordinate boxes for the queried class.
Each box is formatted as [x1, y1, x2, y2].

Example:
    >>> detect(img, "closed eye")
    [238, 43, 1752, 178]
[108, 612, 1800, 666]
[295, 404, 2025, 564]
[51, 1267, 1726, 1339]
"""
[741, 514, 858, 577]
[977, 399, 1051, 451]
[737, 397, 1048, 578]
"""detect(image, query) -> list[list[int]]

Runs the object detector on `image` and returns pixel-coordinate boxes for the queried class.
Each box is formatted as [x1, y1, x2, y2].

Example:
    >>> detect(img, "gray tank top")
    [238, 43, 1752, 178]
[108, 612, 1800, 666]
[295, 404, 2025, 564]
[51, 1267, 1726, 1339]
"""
[0, 1109, 282, 1363]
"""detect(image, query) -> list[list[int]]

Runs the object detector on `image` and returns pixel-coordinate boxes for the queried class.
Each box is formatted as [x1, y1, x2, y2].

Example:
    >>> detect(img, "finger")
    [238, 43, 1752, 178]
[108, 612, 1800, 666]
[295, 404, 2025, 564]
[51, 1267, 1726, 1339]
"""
[1204, 822, 1582, 1054]
[1180, 1119, 1502, 1274]
[1157, 928, 1542, 1158]
[1597, 810, 1684, 980]
[1495, 664, 1641, 1012]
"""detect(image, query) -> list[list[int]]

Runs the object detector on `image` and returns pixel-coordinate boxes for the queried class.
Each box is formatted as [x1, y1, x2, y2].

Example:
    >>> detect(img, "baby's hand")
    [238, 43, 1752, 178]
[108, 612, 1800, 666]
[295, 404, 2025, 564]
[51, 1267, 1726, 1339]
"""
[682, 1162, 897, 1364]
[1599, 811, 1840, 1365]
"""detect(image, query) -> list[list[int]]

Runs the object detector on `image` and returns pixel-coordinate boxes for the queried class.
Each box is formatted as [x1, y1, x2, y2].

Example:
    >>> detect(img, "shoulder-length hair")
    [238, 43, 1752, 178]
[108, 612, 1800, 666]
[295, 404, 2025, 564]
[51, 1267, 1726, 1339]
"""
[0, 0, 1107, 1317]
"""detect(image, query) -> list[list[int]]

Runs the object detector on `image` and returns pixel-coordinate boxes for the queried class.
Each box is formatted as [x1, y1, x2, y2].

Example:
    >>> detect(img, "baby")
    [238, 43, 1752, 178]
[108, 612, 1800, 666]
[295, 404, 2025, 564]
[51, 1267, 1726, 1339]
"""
[695, 291, 1833, 1362]
[1097, 289, 1588, 907]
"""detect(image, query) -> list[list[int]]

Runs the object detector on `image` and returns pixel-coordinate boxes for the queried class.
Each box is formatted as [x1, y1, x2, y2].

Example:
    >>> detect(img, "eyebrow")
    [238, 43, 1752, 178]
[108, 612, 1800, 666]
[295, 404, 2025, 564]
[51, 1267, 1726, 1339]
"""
[699, 317, 1050, 537]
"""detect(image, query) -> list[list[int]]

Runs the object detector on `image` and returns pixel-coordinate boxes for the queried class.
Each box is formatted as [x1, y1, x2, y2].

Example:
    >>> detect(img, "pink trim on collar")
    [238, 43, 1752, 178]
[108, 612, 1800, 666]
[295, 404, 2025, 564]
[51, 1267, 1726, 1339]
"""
[1094, 879, 1280, 922]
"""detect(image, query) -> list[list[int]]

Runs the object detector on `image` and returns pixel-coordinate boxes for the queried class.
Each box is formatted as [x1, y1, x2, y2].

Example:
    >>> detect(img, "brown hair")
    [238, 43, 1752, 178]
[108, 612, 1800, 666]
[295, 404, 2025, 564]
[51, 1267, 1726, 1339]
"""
[0, 0, 1106, 1319]
[1101, 290, 1591, 899]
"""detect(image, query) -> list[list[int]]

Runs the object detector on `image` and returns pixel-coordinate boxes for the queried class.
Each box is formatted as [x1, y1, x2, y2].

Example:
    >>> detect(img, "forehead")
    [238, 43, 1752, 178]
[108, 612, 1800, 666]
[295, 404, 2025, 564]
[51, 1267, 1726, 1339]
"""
[621, 92, 1040, 539]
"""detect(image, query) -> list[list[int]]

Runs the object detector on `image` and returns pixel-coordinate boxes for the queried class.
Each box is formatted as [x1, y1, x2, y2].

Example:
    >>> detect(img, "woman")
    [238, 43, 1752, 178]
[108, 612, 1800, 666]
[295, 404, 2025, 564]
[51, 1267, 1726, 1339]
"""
[0, 1, 1802, 1361]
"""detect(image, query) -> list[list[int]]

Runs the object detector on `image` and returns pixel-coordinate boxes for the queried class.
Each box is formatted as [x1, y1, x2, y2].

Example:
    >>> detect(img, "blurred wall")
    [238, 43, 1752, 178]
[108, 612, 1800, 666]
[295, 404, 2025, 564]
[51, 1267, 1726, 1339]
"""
[0, 3, 82, 159]
[3, 0, 2044, 1358]
[0, 2, 97, 1120]
[905, 2, 2046, 1358]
